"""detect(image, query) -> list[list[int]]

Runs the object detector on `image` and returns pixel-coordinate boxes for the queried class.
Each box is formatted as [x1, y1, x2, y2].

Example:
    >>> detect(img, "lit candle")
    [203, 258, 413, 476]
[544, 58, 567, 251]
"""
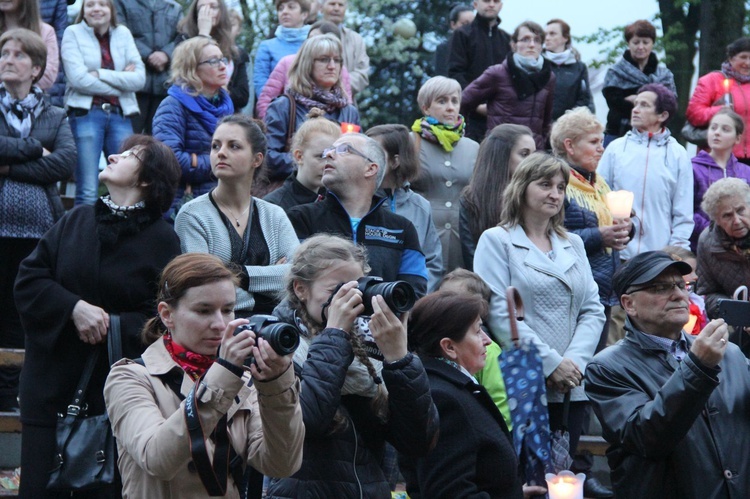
[605, 190, 634, 220]
[724, 78, 733, 107]
[545, 471, 585, 499]
[341, 122, 361, 133]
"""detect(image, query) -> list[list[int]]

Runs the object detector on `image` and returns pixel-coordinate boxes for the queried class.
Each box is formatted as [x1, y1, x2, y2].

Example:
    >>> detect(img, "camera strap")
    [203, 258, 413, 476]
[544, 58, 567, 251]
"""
[184, 377, 236, 496]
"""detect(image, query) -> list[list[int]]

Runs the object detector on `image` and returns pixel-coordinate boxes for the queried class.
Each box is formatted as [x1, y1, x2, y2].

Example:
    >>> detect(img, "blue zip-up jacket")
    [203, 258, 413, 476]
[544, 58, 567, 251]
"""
[286, 192, 428, 298]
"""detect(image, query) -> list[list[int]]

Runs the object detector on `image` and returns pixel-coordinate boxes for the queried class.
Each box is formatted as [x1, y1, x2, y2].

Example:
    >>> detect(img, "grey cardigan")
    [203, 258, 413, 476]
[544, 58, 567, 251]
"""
[61, 22, 145, 115]
[174, 194, 299, 313]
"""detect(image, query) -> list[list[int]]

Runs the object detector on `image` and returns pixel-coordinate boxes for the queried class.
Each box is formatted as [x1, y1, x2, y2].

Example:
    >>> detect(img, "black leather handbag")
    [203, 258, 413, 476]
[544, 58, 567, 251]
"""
[46, 315, 122, 491]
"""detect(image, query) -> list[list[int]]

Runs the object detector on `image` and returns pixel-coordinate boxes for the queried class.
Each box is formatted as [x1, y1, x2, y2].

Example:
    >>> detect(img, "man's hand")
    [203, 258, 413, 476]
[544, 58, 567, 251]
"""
[690, 319, 729, 368]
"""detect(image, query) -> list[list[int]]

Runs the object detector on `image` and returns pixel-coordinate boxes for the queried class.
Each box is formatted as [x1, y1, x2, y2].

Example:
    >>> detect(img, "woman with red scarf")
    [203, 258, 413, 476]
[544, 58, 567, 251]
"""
[104, 253, 304, 498]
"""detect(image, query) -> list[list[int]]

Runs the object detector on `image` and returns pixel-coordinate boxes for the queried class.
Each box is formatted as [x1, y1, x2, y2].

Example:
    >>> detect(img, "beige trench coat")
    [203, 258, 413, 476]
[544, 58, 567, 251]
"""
[104, 339, 304, 498]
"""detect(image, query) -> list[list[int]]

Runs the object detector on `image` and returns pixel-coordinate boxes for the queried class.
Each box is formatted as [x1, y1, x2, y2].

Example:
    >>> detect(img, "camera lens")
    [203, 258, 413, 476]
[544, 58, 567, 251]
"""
[381, 281, 416, 313]
[263, 323, 300, 356]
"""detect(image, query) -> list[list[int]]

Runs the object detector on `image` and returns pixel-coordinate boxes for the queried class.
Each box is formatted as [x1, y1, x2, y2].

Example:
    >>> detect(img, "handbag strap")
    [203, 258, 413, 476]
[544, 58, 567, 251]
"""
[283, 93, 297, 153]
[107, 314, 122, 366]
[184, 377, 233, 496]
[68, 349, 101, 415]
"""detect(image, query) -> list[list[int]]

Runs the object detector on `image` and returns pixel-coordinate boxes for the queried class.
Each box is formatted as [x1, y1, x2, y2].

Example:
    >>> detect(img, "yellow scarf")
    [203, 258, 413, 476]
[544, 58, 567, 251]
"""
[567, 170, 614, 252]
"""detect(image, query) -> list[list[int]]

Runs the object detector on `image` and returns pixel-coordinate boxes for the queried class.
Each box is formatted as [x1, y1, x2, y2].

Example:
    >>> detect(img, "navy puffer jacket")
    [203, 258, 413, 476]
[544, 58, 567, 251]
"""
[153, 90, 232, 219]
[266, 302, 439, 498]
[564, 195, 620, 307]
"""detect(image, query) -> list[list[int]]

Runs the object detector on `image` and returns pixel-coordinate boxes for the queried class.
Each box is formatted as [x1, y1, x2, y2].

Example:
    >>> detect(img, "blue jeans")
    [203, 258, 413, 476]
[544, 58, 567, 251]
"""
[69, 107, 134, 205]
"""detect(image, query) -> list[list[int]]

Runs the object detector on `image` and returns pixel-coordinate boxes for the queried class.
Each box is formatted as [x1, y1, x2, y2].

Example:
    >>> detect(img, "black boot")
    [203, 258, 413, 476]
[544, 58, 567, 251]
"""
[583, 477, 614, 498]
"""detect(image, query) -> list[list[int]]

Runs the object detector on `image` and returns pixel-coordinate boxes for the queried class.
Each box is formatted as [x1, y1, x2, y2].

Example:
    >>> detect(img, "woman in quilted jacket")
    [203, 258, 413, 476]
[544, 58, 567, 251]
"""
[265, 234, 438, 498]
[153, 36, 234, 221]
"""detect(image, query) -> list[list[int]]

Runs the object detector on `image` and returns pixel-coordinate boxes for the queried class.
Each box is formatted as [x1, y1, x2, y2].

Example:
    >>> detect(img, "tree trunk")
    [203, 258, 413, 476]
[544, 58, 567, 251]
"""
[698, 0, 746, 75]
[658, 0, 702, 142]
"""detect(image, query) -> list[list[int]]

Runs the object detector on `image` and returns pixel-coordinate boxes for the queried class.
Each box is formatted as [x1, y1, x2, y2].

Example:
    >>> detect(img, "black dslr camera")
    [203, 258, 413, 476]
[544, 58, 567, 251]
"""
[333, 276, 416, 316]
[233, 315, 300, 364]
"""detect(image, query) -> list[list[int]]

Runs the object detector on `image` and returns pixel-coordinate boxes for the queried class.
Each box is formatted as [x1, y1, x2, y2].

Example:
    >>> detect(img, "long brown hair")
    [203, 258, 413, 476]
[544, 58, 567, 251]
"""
[178, 0, 236, 59]
[500, 152, 570, 239]
[0, 0, 42, 34]
[141, 254, 239, 346]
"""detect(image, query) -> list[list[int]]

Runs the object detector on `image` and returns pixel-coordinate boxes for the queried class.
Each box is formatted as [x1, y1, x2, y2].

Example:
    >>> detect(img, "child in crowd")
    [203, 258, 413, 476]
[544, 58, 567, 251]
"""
[664, 246, 707, 336]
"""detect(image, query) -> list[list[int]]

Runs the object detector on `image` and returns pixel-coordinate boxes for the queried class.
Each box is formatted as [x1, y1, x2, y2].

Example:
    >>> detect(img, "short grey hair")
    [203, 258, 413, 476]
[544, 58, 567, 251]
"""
[356, 134, 387, 188]
[417, 76, 462, 111]
[701, 177, 750, 221]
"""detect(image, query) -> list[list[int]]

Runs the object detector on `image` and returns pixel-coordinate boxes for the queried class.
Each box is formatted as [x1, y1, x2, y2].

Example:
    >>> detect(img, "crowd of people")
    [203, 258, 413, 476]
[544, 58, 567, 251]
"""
[3, 0, 750, 498]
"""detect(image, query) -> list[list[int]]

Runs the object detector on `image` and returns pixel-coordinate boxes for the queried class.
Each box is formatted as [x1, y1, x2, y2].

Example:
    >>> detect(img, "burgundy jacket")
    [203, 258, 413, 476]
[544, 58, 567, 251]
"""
[461, 54, 555, 147]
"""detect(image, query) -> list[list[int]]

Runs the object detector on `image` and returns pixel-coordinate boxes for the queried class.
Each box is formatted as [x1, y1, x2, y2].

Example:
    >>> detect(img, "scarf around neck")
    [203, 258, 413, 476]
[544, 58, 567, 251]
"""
[722, 61, 750, 84]
[544, 48, 572, 66]
[163, 332, 215, 380]
[604, 51, 675, 92]
[0, 84, 44, 138]
[289, 85, 348, 113]
[513, 52, 545, 73]
[566, 169, 614, 252]
[411, 115, 466, 152]
[274, 24, 311, 44]
[167, 84, 234, 135]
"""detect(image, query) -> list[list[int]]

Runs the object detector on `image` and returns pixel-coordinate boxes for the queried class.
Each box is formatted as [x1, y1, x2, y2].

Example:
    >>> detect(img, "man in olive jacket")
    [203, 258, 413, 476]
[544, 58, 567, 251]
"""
[585, 251, 750, 499]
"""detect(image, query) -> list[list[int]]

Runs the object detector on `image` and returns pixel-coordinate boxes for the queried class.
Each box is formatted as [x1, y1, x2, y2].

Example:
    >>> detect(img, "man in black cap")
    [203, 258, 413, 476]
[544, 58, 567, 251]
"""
[584, 251, 750, 498]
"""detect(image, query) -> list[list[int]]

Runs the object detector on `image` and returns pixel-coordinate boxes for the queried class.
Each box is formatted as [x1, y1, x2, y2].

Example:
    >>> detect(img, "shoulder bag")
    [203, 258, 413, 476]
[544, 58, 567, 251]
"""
[47, 315, 122, 491]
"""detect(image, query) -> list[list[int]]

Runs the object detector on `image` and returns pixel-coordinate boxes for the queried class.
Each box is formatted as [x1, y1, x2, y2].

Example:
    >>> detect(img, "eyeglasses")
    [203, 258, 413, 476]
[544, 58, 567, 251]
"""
[314, 56, 343, 65]
[626, 280, 689, 296]
[198, 57, 228, 67]
[119, 148, 143, 162]
[322, 143, 375, 163]
[516, 36, 541, 45]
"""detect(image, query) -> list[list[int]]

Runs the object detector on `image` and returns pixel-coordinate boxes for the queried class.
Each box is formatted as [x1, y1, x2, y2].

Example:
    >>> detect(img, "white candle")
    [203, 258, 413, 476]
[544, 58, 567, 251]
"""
[545, 471, 585, 499]
[605, 190, 634, 219]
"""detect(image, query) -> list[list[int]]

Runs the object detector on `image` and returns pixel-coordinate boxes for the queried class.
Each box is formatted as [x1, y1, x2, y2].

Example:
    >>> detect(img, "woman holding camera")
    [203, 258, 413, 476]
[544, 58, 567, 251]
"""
[104, 253, 305, 498]
[265, 234, 438, 498]
[175, 114, 299, 316]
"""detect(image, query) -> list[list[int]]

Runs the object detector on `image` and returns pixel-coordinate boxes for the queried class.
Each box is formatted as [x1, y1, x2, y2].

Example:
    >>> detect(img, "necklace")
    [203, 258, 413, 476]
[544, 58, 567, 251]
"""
[215, 198, 251, 227]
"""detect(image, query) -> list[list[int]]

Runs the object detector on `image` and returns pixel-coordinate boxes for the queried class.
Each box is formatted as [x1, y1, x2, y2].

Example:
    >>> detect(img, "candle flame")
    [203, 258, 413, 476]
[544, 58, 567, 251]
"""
[724, 78, 731, 92]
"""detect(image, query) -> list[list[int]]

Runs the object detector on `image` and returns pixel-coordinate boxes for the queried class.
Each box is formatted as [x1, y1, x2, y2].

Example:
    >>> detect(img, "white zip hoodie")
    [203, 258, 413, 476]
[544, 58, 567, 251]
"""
[598, 126, 694, 260]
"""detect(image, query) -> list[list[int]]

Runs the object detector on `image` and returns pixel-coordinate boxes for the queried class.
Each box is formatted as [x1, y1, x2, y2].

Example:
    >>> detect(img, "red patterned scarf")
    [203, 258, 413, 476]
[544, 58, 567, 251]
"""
[163, 333, 215, 380]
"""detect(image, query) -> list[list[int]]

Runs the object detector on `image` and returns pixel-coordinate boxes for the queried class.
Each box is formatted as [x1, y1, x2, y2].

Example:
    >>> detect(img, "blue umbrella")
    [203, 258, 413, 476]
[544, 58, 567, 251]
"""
[499, 287, 553, 490]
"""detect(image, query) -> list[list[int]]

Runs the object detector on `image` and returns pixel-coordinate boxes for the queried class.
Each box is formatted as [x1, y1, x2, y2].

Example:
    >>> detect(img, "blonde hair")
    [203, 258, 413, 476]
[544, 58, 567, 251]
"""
[417, 76, 462, 111]
[291, 108, 341, 153]
[288, 34, 345, 97]
[168, 37, 220, 95]
[550, 107, 604, 160]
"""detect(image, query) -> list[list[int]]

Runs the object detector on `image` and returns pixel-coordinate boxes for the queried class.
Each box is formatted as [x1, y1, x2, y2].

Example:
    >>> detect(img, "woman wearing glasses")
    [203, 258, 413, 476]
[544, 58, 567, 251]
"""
[175, 114, 299, 317]
[153, 37, 234, 221]
[461, 21, 555, 149]
[264, 34, 359, 188]
[62, 0, 145, 206]
[14, 135, 182, 497]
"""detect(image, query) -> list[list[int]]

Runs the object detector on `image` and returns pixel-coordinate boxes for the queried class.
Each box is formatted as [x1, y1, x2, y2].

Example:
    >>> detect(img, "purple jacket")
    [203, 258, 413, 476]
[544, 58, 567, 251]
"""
[691, 150, 750, 250]
[461, 55, 555, 147]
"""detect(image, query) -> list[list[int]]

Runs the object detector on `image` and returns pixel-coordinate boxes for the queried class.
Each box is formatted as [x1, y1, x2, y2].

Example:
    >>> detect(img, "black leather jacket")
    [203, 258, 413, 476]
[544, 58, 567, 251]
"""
[585, 318, 750, 498]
